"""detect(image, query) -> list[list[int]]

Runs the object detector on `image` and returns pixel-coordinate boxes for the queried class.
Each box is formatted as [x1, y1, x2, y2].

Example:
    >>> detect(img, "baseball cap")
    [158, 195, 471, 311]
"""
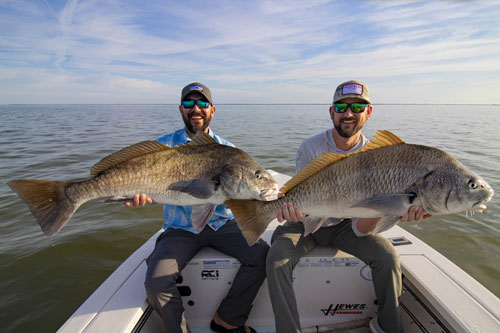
[181, 82, 213, 104]
[333, 80, 370, 104]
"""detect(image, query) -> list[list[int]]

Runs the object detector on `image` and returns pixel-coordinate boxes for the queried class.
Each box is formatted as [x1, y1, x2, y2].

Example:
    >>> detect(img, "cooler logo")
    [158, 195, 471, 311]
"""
[342, 83, 363, 96]
[201, 269, 219, 280]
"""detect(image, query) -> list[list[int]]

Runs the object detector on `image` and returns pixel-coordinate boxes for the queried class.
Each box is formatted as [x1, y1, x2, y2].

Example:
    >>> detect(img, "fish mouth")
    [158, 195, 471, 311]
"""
[260, 187, 280, 201]
[471, 199, 490, 213]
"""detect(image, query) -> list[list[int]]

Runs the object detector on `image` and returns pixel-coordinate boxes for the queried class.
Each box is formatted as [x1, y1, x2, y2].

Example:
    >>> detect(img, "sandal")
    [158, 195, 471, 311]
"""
[210, 319, 256, 333]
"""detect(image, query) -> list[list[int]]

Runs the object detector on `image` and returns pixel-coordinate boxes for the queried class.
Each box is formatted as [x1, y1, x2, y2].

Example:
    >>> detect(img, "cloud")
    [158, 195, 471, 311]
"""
[0, 0, 499, 103]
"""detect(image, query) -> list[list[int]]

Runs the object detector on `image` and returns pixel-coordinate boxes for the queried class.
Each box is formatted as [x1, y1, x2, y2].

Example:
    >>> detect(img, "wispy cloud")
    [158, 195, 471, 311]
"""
[0, 0, 499, 103]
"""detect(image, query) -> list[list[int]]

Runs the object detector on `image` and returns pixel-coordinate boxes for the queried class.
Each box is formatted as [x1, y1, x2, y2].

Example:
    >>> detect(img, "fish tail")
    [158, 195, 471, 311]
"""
[225, 199, 276, 246]
[8, 179, 78, 236]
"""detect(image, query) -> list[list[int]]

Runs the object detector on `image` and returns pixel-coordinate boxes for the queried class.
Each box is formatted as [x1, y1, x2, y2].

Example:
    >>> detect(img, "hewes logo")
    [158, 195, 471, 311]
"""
[321, 304, 367, 316]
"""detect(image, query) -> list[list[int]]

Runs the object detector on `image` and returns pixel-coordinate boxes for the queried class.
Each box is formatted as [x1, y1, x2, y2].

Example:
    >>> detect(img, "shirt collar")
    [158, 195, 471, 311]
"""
[327, 128, 367, 154]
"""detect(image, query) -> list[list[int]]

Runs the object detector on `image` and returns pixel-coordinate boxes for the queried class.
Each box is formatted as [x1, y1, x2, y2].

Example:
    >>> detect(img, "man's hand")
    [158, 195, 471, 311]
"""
[400, 206, 432, 222]
[277, 202, 306, 223]
[124, 193, 153, 207]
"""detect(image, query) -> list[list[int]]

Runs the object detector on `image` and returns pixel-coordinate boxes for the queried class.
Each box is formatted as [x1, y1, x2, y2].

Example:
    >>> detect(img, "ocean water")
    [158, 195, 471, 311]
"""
[0, 104, 499, 332]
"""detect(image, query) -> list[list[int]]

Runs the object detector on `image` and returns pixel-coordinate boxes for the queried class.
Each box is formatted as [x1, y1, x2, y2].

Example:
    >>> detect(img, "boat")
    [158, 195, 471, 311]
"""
[57, 171, 500, 332]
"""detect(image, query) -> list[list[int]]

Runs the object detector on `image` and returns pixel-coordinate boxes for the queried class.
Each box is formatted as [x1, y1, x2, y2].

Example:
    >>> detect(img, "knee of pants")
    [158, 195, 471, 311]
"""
[254, 242, 270, 267]
[265, 244, 294, 277]
[144, 273, 180, 297]
[239, 241, 269, 270]
[372, 244, 400, 269]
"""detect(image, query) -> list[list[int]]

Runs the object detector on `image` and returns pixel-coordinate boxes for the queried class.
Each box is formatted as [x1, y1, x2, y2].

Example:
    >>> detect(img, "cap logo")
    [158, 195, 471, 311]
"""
[189, 85, 204, 92]
[342, 83, 363, 96]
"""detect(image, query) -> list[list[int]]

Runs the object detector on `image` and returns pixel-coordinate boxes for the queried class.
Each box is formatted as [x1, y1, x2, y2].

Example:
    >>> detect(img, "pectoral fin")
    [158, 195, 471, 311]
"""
[169, 179, 218, 199]
[303, 216, 327, 236]
[372, 215, 401, 234]
[352, 194, 415, 216]
[191, 205, 216, 233]
[104, 196, 132, 203]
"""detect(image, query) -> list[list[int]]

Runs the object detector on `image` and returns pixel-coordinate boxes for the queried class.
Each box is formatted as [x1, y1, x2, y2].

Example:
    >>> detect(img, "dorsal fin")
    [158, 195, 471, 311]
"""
[190, 131, 218, 145]
[280, 152, 344, 194]
[280, 130, 405, 194]
[359, 129, 405, 152]
[90, 140, 170, 176]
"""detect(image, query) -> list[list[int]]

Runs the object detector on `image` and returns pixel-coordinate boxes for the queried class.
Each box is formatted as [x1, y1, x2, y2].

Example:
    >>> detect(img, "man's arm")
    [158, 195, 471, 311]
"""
[277, 203, 431, 227]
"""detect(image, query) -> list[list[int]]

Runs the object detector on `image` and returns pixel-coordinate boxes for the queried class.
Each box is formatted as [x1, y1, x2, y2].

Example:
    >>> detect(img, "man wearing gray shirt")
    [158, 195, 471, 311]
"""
[266, 80, 429, 333]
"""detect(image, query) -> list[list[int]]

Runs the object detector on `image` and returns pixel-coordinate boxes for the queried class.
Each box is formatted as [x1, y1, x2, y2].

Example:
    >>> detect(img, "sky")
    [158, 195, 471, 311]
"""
[1, 0, 499, 104]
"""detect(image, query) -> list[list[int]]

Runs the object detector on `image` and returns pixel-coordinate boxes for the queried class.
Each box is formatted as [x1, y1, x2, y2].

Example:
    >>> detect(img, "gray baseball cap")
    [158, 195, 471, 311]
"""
[181, 82, 212, 104]
[333, 80, 371, 104]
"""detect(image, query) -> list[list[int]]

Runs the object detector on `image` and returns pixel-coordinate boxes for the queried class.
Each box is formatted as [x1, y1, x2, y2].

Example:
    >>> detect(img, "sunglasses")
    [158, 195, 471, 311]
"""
[182, 99, 210, 109]
[334, 103, 367, 113]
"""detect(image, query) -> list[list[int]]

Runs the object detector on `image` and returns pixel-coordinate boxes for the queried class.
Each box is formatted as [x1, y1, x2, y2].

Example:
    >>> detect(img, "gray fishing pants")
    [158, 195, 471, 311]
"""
[145, 220, 269, 333]
[266, 221, 403, 333]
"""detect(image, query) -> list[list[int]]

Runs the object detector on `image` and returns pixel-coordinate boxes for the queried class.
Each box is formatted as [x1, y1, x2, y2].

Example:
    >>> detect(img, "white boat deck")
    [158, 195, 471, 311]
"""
[57, 171, 500, 333]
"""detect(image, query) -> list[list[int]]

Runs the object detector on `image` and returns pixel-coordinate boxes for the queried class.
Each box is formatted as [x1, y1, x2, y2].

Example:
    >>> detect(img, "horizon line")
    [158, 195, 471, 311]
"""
[1, 103, 499, 106]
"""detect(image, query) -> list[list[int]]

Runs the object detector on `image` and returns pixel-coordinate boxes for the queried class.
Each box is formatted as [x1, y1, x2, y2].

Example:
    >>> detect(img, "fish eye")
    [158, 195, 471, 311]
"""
[468, 180, 478, 189]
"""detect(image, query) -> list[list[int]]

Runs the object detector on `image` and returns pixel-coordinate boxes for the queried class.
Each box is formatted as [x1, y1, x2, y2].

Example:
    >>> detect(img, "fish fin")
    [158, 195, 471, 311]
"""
[303, 216, 327, 236]
[280, 152, 344, 194]
[190, 131, 218, 145]
[225, 199, 277, 246]
[104, 196, 132, 203]
[168, 179, 218, 199]
[280, 130, 405, 194]
[191, 205, 216, 233]
[7, 179, 79, 236]
[361, 130, 405, 152]
[91, 141, 170, 177]
[373, 216, 401, 234]
[352, 194, 414, 216]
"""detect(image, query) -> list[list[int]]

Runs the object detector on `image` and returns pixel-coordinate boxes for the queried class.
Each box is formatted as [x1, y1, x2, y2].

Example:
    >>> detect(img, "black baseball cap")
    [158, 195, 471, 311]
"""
[180, 82, 212, 104]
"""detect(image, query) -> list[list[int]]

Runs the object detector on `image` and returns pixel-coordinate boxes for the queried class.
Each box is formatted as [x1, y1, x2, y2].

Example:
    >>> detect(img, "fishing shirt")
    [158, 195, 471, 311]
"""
[296, 128, 370, 235]
[156, 128, 235, 233]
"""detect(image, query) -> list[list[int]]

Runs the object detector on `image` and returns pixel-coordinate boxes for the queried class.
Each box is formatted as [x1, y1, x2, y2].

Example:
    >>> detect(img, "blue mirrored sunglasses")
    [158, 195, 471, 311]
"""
[182, 99, 210, 109]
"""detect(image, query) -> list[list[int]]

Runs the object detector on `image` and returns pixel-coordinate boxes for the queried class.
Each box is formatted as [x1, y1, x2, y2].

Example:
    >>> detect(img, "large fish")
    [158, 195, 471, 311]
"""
[8, 132, 279, 236]
[227, 130, 494, 246]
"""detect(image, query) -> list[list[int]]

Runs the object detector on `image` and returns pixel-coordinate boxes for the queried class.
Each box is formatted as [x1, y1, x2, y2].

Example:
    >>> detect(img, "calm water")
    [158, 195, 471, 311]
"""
[1, 104, 499, 332]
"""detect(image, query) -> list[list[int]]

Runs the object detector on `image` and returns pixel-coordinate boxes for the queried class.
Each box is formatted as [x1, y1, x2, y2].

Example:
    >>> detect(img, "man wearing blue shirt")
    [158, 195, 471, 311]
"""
[130, 82, 266, 333]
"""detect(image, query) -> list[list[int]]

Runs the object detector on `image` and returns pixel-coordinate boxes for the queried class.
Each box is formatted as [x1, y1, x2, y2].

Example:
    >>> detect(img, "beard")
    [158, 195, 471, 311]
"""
[334, 117, 361, 138]
[182, 111, 212, 134]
